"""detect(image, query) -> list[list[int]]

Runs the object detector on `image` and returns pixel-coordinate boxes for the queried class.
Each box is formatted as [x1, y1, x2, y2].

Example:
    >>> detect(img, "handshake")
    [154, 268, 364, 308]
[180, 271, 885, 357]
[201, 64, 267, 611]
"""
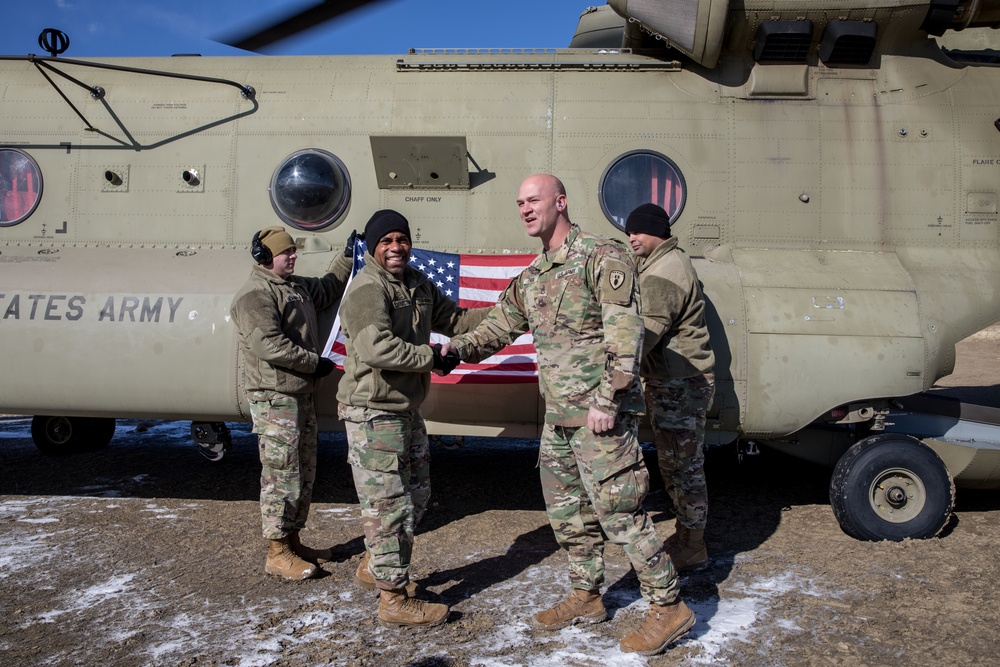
[313, 357, 335, 378]
[431, 343, 461, 376]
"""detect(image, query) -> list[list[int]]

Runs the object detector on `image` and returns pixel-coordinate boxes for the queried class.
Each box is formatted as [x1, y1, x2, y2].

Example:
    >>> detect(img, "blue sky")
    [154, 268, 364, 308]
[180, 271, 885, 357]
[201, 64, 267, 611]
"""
[1, 0, 594, 58]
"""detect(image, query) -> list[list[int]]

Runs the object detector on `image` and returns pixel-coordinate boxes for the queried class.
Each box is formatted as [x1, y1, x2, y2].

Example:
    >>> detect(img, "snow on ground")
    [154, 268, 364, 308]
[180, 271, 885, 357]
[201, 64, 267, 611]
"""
[0, 493, 838, 666]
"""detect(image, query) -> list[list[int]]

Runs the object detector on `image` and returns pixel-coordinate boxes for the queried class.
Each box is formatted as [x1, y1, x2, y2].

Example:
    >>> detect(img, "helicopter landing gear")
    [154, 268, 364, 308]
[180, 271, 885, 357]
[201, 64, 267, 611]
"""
[191, 421, 232, 462]
[829, 434, 954, 541]
[30, 416, 116, 456]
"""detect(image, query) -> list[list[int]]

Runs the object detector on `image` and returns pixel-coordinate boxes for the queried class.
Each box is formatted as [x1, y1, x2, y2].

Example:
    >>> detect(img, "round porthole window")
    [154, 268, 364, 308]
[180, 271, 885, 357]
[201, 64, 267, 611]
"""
[0, 149, 43, 227]
[269, 149, 351, 231]
[598, 150, 686, 231]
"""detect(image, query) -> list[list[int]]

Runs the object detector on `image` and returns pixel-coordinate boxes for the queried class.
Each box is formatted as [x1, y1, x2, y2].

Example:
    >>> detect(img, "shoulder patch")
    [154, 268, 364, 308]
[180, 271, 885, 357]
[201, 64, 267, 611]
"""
[599, 258, 635, 306]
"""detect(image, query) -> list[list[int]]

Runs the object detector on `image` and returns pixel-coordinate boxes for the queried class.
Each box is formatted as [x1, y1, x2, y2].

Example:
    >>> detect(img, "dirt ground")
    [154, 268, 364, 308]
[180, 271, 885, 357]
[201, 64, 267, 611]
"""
[1, 326, 998, 667]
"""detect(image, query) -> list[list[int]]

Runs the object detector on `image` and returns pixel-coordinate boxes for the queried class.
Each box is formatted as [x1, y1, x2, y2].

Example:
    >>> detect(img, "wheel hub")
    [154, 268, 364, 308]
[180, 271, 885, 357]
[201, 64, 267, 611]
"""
[869, 467, 926, 524]
[885, 485, 907, 507]
[45, 417, 73, 446]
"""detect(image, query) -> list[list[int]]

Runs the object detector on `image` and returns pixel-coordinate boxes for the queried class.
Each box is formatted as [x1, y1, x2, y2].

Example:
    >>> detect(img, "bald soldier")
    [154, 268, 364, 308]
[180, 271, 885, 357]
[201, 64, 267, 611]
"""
[446, 174, 695, 656]
[230, 226, 353, 580]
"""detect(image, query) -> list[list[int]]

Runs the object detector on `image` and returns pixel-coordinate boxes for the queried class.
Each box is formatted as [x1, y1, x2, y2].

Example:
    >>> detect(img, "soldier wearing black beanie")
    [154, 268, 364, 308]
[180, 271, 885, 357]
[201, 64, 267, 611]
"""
[363, 209, 411, 245]
[624, 203, 671, 238]
[336, 204, 488, 628]
[624, 200, 715, 584]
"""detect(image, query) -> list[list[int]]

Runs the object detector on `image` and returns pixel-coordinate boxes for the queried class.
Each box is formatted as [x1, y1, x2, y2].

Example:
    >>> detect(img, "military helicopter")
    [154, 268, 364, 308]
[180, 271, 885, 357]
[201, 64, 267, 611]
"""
[2, 0, 999, 542]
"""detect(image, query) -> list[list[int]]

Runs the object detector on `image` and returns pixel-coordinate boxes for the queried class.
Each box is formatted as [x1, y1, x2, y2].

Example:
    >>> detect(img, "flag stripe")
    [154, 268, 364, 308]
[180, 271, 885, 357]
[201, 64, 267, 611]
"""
[459, 275, 514, 291]
[459, 289, 504, 305]
[460, 255, 535, 268]
[465, 344, 536, 357]
[457, 362, 538, 372]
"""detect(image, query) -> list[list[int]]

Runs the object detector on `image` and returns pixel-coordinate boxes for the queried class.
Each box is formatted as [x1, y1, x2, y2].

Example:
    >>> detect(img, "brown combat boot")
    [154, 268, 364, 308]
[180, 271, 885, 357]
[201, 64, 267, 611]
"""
[530, 589, 607, 630]
[377, 589, 449, 627]
[354, 550, 376, 589]
[265, 537, 317, 580]
[355, 551, 420, 596]
[288, 531, 333, 564]
[669, 527, 709, 573]
[664, 521, 684, 551]
[620, 599, 696, 656]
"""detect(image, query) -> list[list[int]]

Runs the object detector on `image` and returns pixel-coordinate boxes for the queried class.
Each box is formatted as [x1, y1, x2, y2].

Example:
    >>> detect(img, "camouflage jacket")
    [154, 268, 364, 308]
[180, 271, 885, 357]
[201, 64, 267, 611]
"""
[230, 254, 352, 395]
[335, 253, 486, 412]
[450, 225, 645, 426]
[636, 237, 715, 380]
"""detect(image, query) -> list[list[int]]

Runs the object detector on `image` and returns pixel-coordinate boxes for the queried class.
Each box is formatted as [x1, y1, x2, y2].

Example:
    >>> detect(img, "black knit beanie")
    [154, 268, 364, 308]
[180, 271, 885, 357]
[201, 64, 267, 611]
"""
[624, 203, 671, 238]
[363, 209, 411, 245]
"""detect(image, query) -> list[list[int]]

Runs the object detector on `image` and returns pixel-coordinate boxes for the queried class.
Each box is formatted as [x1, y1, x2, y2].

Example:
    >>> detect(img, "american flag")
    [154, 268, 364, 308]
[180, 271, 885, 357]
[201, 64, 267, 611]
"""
[323, 239, 538, 384]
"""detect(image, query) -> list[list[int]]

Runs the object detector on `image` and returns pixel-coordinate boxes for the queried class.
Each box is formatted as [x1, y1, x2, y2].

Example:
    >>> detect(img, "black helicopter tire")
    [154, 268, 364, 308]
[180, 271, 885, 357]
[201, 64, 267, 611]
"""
[31, 415, 116, 456]
[86, 417, 117, 451]
[829, 434, 954, 541]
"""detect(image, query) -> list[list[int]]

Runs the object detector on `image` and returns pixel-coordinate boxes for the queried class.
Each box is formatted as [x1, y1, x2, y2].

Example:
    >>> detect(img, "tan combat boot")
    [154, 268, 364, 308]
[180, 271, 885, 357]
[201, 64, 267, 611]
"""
[288, 530, 333, 564]
[355, 550, 376, 590]
[265, 537, 317, 580]
[530, 589, 607, 630]
[355, 551, 420, 596]
[377, 589, 449, 627]
[669, 527, 709, 573]
[620, 599, 695, 656]
[664, 521, 684, 552]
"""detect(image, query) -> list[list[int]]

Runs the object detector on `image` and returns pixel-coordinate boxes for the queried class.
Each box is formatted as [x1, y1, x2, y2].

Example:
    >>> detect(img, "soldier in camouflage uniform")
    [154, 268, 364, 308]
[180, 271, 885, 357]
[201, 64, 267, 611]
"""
[336, 210, 487, 628]
[230, 226, 352, 581]
[625, 203, 716, 573]
[447, 174, 695, 656]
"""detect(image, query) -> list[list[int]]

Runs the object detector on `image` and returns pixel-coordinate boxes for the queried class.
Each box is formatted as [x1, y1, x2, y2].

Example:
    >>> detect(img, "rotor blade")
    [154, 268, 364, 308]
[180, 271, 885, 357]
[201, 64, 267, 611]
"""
[219, 0, 389, 52]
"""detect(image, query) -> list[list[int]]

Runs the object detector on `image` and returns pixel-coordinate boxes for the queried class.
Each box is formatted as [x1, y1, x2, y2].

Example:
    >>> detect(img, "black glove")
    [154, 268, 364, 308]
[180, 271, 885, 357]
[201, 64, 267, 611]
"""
[314, 357, 335, 378]
[431, 343, 461, 375]
[344, 229, 358, 257]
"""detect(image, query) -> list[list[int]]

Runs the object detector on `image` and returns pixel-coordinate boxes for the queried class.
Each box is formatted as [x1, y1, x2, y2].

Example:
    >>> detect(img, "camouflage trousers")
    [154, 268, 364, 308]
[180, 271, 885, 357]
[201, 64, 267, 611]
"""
[248, 391, 319, 540]
[540, 413, 679, 606]
[644, 372, 715, 530]
[340, 403, 431, 591]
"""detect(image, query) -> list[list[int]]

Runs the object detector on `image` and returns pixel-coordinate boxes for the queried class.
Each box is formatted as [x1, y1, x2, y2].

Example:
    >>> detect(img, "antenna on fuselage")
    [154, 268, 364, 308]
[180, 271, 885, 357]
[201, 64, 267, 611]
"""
[38, 28, 70, 58]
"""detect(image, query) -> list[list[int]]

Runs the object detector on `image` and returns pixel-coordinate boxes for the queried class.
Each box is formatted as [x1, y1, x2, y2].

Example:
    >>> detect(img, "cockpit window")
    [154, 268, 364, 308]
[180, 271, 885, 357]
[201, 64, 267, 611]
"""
[599, 150, 686, 231]
[0, 149, 43, 227]
[269, 149, 351, 231]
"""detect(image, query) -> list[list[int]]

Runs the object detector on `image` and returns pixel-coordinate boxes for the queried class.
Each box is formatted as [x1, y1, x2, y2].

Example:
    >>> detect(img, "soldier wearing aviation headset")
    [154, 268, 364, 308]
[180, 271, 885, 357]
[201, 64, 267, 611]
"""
[230, 226, 354, 581]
